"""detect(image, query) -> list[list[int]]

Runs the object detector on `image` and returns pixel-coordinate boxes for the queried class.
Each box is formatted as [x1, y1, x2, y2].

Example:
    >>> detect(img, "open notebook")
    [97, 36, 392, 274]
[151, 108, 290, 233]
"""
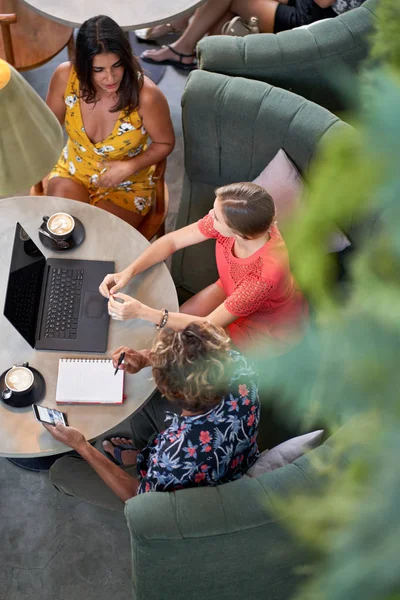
[56, 359, 124, 405]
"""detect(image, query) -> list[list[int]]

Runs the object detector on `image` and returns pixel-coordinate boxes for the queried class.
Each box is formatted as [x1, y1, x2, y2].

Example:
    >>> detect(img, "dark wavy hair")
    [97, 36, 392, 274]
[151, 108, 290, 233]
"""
[150, 322, 233, 413]
[74, 15, 143, 114]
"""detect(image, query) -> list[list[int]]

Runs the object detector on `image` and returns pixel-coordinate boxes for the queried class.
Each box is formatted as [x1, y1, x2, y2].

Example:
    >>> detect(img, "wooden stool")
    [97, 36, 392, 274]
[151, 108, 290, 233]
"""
[0, 0, 73, 70]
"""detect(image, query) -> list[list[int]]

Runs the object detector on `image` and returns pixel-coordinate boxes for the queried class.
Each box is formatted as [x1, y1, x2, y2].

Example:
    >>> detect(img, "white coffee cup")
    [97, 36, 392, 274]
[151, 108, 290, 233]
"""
[46, 213, 75, 241]
[4, 365, 34, 395]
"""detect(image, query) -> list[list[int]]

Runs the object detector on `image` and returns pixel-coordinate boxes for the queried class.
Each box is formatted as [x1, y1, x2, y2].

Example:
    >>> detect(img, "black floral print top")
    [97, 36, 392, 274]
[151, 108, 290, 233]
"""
[136, 351, 260, 494]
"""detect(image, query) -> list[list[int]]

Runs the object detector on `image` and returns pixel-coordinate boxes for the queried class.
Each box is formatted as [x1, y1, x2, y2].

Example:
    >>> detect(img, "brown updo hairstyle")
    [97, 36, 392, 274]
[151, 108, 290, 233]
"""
[215, 182, 275, 240]
[149, 322, 233, 413]
[74, 15, 143, 114]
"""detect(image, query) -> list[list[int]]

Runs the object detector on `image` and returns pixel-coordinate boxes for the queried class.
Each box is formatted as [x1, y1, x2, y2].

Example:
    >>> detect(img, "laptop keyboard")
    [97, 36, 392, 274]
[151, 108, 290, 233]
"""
[44, 268, 84, 339]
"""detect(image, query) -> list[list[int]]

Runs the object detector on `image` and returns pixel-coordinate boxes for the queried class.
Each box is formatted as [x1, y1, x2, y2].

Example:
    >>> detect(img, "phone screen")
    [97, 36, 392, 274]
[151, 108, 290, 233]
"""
[34, 405, 67, 426]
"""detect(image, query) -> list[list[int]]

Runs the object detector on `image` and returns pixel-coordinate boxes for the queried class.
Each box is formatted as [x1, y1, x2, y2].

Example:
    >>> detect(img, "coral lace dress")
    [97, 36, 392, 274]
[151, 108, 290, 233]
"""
[197, 214, 309, 353]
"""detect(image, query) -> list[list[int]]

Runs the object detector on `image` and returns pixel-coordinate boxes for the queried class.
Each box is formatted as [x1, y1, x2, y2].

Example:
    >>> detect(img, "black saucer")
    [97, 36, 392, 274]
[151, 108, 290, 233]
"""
[0, 367, 46, 408]
[39, 216, 85, 252]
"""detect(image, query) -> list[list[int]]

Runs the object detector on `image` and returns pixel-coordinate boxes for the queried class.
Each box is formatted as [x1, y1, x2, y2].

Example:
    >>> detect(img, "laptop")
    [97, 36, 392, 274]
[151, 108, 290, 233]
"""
[3, 223, 114, 352]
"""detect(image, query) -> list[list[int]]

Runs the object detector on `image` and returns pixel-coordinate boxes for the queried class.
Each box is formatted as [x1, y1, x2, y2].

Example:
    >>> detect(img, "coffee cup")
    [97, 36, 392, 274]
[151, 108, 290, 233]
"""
[3, 365, 34, 399]
[45, 213, 75, 241]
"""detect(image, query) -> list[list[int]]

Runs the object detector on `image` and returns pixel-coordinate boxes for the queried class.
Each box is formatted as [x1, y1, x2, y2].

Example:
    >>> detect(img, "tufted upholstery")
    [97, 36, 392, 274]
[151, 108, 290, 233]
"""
[171, 70, 351, 298]
[197, 0, 379, 113]
[125, 437, 339, 600]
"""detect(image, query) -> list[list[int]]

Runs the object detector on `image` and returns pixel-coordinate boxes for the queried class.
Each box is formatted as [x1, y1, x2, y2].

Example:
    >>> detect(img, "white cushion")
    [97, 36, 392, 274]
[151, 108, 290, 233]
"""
[253, 149, 351, 253]
[247, 430, 324, 477]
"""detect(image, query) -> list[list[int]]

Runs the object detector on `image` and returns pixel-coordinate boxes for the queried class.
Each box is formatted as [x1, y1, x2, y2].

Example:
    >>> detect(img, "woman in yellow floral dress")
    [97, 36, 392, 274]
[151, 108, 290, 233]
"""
[46, 15, 175, 229]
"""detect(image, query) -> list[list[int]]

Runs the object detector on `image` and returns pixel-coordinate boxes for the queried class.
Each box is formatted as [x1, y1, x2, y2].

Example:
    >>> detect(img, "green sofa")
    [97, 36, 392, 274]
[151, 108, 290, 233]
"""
[125, 435, 338, 600]
[197, 0, 379, 113]
[171, 69, 351, 299]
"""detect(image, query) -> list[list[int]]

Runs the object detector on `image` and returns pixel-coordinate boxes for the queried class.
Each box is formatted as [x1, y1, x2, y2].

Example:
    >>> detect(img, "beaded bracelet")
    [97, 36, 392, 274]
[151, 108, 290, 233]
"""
[156, 308, 169, 330]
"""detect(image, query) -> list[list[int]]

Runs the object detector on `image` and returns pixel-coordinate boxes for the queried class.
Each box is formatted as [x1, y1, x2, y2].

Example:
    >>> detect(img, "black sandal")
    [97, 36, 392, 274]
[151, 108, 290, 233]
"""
[140, 44, 197, 71]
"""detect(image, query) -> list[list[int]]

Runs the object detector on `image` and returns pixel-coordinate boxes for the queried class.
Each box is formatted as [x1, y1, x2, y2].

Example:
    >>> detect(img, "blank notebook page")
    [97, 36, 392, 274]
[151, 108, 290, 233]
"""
[56, 359, 124, 404]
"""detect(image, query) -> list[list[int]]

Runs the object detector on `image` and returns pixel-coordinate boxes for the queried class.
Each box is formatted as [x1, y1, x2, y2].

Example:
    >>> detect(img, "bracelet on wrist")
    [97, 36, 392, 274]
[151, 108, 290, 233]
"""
[156, 308, 169, 330]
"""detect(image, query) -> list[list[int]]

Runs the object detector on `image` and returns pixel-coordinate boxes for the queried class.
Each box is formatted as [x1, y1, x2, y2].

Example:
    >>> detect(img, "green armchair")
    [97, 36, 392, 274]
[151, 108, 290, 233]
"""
[125, 436, 337, 600]
[197, 0, 379, 113]
[171, 69, 350, 299]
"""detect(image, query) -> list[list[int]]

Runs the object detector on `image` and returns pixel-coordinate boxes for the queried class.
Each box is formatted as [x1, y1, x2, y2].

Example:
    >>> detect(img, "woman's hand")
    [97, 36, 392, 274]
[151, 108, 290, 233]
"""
[99, 270, 132, 298]
[42, 423, 88, 453]
[97, 160, 135, 189]
[108, 293, 144, 321]
[111, 346, 151, 374]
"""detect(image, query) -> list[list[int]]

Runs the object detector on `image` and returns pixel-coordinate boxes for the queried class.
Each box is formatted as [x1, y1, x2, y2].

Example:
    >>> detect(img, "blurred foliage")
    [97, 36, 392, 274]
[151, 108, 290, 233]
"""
[249, 2, 400, 598]
[370, 0, 400, 72]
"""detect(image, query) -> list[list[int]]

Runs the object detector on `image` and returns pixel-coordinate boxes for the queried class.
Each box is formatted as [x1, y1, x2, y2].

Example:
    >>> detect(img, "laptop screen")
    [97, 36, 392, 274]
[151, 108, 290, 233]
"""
[3, 223, 46, 348]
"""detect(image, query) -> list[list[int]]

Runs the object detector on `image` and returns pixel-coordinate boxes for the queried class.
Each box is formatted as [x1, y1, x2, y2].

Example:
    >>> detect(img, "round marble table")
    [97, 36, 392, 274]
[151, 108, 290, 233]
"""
[20, 0, 205, 30]
[0, 196, 178, 458]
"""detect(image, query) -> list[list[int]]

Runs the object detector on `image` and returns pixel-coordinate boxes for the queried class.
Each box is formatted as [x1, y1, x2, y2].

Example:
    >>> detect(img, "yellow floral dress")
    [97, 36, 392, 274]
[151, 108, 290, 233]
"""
[49, 67, 155, 215]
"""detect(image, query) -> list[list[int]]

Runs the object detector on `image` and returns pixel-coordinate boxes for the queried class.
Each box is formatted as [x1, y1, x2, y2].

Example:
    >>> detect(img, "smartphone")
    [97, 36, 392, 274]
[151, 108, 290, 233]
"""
[32, 404, 68, 426]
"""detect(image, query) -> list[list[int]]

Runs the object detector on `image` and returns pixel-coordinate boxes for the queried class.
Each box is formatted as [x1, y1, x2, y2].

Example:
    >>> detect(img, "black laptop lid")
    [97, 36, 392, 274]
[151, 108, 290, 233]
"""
[3, 223, 46, 348]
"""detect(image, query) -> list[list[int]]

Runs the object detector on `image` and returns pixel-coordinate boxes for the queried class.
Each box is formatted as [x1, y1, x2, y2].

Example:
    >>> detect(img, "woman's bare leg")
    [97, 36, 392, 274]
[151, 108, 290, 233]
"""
[95, 198, 145, 229]
[208, 10, 235, 36]
[180, 283, 227, 317]
[47, 177, 90, 203]
[231, 0, 285, 33]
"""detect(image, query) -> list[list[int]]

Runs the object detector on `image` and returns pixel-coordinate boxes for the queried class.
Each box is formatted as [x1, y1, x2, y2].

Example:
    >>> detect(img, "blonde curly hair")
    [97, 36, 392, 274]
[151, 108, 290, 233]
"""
[150, 321, 233, 412]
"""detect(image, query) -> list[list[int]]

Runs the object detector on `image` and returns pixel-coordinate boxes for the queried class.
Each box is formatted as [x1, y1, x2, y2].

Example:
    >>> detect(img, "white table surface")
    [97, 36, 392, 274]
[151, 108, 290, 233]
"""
[0, 196, 178, 457]
[20, 0, 205, 30]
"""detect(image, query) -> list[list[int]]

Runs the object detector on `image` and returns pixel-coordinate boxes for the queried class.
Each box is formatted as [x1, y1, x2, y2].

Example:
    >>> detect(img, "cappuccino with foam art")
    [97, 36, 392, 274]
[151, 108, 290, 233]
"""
[47, 213, 75, 239]
[5, 366, 34, 393]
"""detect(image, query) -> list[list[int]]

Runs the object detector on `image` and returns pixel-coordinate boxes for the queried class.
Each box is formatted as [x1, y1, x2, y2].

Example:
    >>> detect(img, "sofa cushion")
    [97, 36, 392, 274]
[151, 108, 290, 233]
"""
[253, 149, 351, 253]
[247, 429, 324, 476]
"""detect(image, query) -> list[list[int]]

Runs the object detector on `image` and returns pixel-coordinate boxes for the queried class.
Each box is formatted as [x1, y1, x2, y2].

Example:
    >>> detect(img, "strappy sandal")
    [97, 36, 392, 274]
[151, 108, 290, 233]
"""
[140, 44, 197, 71]
[102, 438, 138, 466]
[135, 24, 185, 44]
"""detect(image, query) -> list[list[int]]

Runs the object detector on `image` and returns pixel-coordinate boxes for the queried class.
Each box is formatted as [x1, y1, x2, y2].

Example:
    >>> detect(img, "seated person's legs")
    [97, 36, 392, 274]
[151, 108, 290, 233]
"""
[50, 455, 137, 512]
[95, 196, 148, 230]
[50, 388, 182, 509]
[141, 0, 283, 65]
[47, 176, 90, 203]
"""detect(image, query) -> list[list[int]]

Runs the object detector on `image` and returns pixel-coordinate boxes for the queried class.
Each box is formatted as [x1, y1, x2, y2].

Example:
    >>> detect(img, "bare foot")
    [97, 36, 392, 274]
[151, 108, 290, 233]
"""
[141, 44, 196, 66]
[102, 437, 138, 466]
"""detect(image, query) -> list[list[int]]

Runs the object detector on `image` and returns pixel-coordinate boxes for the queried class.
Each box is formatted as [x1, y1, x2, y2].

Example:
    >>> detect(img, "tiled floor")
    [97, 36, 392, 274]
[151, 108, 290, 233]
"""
[0, 47, 188, 600]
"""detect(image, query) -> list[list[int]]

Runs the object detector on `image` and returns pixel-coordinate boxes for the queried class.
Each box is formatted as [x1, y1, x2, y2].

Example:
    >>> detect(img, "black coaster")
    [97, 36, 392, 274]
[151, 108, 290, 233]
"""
[39, 216, 85, 252]
[0, 367, 45, 408]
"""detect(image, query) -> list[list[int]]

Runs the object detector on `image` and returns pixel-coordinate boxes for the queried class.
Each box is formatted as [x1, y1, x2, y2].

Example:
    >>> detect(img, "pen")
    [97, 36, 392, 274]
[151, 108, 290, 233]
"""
[114, 351, 125, 376]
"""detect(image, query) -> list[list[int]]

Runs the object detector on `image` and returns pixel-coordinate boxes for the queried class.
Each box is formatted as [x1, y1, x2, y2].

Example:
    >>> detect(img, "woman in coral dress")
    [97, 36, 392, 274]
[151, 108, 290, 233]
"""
[99, 182, 308, 354]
